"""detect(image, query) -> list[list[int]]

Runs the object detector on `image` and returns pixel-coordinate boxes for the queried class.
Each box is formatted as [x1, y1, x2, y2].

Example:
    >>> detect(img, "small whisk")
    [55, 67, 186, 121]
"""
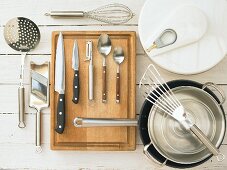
[45, 3, 134, 24]
[139, 64, 225, 162]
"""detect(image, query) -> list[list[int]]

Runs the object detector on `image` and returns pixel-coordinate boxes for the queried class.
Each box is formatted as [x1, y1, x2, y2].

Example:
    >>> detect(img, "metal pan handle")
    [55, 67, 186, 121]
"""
[202, 82, 226, 105]
[143, 142, 167, 167]
[74, 117, 137, 127]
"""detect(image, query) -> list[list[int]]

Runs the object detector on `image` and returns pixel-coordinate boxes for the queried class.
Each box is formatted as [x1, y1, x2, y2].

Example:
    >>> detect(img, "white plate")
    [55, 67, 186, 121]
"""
[138, 0, 227, 74]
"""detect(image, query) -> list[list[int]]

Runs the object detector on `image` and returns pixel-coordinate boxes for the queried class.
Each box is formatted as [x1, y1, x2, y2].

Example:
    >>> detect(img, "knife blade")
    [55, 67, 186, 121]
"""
[72, 40, 79, 104]
[54, 32, 65, 134]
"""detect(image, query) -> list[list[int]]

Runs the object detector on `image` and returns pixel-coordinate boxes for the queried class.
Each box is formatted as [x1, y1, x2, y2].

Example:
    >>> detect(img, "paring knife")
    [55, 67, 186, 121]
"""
[54, 32, 65, 134]
[72, 40, 79, 104]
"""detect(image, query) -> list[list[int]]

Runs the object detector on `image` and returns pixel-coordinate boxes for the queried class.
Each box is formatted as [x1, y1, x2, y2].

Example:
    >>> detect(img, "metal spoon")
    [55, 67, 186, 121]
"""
[97, 34, 112, 103]
[113, 47, 125, 103]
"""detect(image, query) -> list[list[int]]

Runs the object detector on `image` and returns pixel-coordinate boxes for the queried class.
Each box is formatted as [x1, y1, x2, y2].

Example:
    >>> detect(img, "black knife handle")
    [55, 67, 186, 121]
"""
[72, 70, 79, 104]
[55, 94, 65, 134]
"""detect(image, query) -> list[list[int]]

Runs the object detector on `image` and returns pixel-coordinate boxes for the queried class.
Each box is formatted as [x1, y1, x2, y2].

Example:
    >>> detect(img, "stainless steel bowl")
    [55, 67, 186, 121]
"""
[148, 86, 225, 164]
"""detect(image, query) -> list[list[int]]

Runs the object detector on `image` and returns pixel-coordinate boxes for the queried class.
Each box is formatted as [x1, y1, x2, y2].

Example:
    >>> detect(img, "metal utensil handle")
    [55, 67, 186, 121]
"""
[143, 142, 167, 167]
[202, 82, 226, 105]
[36, 109, 41, 148]
[116, 72, 120, 103]
[74, 117, 137, 127]
[18, 53, 26, 128]
[45, 11, 85, 17]
[102, 66, 107, 103]
[190, 124, 225, 162]
[18, 86, 26, 128]
[88, 63, 94, 100]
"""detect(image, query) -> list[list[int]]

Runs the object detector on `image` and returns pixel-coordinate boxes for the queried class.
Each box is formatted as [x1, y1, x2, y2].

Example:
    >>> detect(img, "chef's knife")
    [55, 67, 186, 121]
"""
[54, 32, 65, 134]
[72, 40, 79, 104]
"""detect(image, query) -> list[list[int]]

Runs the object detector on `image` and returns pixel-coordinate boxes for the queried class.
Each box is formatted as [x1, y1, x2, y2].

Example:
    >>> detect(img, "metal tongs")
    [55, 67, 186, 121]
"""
[85, 41, 94, 100]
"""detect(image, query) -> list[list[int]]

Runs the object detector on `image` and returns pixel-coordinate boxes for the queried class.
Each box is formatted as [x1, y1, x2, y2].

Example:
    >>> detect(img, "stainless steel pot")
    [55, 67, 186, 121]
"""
[145, 84, 225, 165]
[139, 80, 226, 168]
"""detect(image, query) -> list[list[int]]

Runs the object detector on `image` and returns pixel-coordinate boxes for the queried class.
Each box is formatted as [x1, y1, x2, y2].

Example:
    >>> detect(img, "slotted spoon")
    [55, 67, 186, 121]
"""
[4, 17, 40, 128]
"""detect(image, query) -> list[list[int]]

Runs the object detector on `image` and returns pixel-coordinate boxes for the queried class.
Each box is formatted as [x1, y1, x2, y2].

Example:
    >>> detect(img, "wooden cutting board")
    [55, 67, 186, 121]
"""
[50, 31, 136, 150]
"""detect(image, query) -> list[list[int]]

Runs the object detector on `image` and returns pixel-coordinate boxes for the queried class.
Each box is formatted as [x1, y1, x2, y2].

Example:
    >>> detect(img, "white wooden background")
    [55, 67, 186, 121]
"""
[0, 0, 227, 169]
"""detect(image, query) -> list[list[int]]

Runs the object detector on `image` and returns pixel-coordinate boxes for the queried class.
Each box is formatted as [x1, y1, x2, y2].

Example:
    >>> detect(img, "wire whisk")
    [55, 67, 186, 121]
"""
[45, 3, 134, 24]
[139, 64, 225, 162]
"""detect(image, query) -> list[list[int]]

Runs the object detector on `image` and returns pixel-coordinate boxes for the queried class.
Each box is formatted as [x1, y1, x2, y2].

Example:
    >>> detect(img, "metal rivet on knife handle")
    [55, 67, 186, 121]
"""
[55, 94, 65, 134]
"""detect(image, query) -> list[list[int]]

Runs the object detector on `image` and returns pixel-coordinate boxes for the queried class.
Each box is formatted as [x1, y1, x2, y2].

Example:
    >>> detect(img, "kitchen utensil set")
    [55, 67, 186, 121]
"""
[51, 31, 136, 151]
[54, 32, 126, 134]
[4, 17, 50, 153]
[97, 34, 125, 103]
[45, 3, 134, 24]
[2, 2, 226, 167]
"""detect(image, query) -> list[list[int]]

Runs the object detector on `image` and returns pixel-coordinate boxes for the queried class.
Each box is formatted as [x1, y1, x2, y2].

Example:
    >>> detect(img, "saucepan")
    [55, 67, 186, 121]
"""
[73, 80, 226, 168]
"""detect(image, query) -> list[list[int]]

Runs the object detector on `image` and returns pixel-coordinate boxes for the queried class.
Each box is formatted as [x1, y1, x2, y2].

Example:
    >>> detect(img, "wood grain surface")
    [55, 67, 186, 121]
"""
[51, 31, 136, 150]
